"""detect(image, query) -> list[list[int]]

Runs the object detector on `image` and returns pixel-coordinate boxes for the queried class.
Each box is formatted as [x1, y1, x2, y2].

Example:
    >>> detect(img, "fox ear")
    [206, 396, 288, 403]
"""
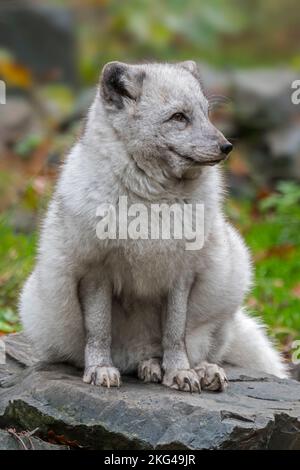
[178, 60, 201, 82]
[100, 62, 145, 109]
[178, 60, 197, 74]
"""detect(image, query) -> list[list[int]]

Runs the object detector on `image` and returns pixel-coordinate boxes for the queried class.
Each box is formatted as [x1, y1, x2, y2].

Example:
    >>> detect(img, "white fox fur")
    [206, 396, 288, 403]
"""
[20, 61, 287, 391]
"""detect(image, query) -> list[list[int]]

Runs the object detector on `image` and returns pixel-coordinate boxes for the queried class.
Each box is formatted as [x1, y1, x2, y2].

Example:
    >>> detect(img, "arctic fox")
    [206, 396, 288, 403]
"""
[20, 61, 287, 392]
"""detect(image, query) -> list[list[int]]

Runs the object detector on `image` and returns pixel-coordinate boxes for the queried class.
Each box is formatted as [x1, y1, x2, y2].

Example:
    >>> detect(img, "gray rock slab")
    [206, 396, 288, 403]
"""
[0, 334, 299, 450]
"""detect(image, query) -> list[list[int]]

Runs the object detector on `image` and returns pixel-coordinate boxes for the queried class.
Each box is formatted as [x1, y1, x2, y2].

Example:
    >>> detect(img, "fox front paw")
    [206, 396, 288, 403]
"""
[162, 369, 201, 393]
[83, 365, 121, 388]
[195, 362, 228, 392]
[138, 358, 162, 383]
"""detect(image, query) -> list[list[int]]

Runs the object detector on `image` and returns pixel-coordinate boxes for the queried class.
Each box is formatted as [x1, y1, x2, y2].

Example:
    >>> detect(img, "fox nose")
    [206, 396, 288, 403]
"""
[220, 142, 233, 155]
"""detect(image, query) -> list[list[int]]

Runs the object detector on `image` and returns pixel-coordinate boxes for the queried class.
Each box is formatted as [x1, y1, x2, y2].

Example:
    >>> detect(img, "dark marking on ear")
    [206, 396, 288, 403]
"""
[100, 62, 145, 110]
[135, 72, 146, 101]
[101, 63, 130, 109]
[136, 70, 146, 88]
[179, 60, 198, 75]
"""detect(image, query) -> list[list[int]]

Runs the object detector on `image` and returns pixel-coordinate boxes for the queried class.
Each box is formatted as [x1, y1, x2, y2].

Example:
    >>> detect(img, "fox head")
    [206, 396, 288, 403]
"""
[99, 61, 232, 179]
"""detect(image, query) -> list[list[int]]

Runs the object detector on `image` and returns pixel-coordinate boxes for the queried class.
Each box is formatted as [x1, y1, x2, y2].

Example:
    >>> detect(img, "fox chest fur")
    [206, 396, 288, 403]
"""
[71, 186, 203, 299]
[103, 237, 194, 298]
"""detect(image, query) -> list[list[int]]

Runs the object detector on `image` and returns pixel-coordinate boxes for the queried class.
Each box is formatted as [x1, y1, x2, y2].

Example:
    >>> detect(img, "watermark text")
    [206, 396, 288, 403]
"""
[0, 80, 6, 104]
[291, 80, 300, 105]
[96, 197, 205, 250]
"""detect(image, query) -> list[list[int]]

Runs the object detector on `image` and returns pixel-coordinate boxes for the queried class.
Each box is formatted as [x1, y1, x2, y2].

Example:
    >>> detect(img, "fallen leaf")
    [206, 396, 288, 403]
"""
[254, 244, 295, 262]
[291, 283, 300, 299]
[0, 60, 33, 88]
[47, 430, 80, 448]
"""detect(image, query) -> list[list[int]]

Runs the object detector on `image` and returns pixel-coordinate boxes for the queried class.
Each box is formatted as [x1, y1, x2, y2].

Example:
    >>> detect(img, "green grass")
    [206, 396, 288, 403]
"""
[0, 216, 36, 333]
[248, 220, 299, 335]
[227, 184, 300, 347]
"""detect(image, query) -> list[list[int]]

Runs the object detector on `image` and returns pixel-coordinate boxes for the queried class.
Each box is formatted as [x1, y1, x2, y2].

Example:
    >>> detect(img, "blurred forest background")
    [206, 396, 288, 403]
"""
[0, 0, 299, 363]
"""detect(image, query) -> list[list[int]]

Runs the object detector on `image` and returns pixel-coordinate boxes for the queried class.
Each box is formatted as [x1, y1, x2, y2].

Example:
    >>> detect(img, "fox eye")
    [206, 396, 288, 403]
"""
[170, 112, 188, 123]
